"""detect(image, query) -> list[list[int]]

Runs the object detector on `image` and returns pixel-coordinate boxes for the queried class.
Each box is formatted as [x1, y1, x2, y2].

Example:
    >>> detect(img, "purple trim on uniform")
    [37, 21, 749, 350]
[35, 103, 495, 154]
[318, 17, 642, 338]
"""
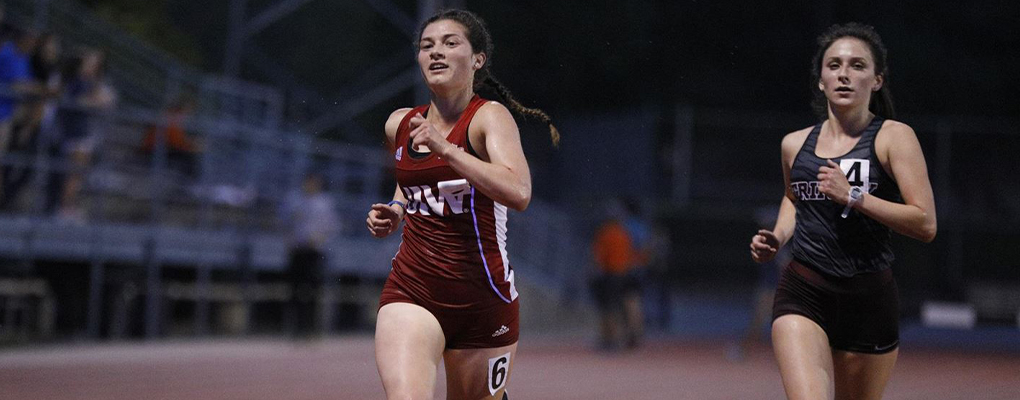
[470, 187, 512, 304]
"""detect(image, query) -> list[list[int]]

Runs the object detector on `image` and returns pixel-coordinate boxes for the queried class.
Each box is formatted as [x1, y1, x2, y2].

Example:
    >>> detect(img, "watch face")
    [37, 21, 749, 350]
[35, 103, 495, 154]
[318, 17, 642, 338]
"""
[850, 187, 863, 199]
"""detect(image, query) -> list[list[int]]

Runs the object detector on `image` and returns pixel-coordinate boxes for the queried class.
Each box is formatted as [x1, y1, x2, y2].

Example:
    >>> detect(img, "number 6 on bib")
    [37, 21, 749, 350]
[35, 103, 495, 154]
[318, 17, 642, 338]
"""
[488, 352, 511, 395]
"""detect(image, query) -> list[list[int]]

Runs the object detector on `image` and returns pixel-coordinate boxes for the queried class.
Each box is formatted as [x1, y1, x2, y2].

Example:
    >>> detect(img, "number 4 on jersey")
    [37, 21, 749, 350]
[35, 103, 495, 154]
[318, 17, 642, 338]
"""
[839, 158, 870, 189]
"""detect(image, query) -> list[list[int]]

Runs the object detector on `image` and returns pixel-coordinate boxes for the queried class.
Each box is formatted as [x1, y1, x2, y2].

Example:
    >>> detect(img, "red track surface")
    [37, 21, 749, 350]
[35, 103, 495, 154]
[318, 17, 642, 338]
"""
[2, 335, 1019, 399]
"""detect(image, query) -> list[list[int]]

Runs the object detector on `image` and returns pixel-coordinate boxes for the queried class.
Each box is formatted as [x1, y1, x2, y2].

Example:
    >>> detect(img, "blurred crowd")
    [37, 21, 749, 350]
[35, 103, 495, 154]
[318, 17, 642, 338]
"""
[0, 6, 117, 221]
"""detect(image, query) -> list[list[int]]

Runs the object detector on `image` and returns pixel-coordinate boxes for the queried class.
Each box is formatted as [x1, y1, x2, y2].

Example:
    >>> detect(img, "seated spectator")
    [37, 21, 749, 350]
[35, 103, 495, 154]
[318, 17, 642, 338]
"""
[141, 96, 201, 178]
[279, 173, 339, 338]
[1, 33, 63, 210]
[46, 49, 116, 220]
[0, 28, 41, 200]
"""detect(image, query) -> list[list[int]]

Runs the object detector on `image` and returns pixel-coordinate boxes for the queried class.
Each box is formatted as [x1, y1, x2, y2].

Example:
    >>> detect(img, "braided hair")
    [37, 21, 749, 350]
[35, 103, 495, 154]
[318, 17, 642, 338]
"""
[417, 9, 560, 147]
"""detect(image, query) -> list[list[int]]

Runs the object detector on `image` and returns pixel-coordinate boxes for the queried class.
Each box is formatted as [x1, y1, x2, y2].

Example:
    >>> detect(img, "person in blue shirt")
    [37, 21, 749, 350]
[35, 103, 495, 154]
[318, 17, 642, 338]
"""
[0, 29, 38, 186]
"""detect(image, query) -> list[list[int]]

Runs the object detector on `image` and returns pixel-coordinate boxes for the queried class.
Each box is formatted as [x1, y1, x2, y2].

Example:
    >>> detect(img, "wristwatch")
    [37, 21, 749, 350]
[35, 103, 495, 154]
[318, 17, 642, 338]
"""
[841, 186, 864, 218]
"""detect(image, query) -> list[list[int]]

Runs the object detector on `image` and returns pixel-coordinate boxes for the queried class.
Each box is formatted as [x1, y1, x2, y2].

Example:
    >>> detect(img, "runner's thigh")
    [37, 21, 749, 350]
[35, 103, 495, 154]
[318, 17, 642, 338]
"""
[376, 302, 446, 400]
[443, 343, 518, 400]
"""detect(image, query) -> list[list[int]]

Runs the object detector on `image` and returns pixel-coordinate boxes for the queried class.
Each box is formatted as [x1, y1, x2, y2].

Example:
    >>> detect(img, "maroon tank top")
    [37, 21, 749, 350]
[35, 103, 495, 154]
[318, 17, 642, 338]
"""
[390, 95, 518, 306]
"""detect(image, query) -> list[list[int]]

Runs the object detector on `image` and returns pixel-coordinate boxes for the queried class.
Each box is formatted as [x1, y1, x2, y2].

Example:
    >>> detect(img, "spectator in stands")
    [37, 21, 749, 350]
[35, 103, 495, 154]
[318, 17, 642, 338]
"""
[279, 173, 339, 338]
[141, 95, 201, 178]
[46, 49, 116, 220]
[621, 198, 658, 335]
[1, 33, 62, 210]
[0, 28, 44, 198]
[591, 200, 644, 351]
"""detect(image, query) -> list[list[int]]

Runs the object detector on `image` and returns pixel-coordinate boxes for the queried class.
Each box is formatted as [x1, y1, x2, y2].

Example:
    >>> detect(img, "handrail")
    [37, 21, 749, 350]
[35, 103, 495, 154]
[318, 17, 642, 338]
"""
[5, 0, 283, 128]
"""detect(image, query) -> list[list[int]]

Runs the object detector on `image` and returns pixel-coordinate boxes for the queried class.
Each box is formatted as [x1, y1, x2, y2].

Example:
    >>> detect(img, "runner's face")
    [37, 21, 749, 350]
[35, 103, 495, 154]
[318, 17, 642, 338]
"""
[418, 20, 483, 91]
[818, 37, 882, 111]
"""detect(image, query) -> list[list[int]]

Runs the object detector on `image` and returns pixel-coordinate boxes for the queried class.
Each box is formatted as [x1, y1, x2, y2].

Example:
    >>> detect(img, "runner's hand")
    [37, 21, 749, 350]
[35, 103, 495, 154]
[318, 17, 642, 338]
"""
[750, 229, 780, 263]
[367, 203, 402, 238]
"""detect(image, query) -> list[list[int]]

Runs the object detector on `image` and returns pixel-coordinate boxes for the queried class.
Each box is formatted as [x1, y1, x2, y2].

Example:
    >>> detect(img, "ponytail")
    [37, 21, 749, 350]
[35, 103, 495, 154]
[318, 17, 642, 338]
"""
[419, 9, 560, 147]
[870, 86, 895, 120]
[480, 75, 560, 148]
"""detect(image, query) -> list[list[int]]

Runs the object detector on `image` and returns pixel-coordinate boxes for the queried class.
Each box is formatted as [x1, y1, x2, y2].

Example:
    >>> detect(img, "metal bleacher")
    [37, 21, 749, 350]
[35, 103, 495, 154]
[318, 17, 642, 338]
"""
[0, 0, 383, 339]
[2, 0, 590, 341]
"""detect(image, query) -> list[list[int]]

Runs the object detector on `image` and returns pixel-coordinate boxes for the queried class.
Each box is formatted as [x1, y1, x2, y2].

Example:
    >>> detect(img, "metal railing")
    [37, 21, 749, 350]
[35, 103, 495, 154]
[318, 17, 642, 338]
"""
[6, 0, 283, 130]
[0, 93, 582, 337]
[0, 0, 588, 339]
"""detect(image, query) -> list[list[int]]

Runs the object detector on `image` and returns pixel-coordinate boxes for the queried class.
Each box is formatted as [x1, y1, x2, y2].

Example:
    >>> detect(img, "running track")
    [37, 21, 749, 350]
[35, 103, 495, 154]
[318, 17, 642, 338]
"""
[3, 334, 1019, 399]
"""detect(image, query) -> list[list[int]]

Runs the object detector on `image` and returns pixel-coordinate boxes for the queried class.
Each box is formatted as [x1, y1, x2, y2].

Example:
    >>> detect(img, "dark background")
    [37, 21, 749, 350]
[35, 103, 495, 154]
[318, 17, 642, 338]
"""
[28, 0, 1016, 328]
[85, 0, 1019, 132]
[85, 0, 1018, 290]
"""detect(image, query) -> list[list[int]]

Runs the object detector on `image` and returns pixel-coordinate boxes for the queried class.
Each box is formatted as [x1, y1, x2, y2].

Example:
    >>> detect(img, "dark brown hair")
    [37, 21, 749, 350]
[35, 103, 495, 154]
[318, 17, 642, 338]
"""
[418, 9, 560, 147]
[810, 22, 895, 120]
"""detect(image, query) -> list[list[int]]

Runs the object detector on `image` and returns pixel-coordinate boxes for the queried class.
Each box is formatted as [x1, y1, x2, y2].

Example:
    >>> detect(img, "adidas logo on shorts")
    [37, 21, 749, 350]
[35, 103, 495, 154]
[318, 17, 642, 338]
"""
[491, 325, 509, 337]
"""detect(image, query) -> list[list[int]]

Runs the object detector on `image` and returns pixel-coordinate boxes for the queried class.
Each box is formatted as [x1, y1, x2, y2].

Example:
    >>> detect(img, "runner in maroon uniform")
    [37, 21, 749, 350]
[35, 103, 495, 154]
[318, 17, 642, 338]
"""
[365, 9, 557, 400]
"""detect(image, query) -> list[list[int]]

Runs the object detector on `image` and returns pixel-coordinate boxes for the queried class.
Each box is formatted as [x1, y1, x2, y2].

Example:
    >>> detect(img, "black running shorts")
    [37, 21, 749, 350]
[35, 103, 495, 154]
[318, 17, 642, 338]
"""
[772, 259, 899, 354]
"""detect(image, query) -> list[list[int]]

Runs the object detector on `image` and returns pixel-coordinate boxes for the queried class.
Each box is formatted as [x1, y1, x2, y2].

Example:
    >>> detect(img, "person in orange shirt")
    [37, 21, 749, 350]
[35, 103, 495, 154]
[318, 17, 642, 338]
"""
[142, 96, 200, 177]
[592, 203, 644, 351]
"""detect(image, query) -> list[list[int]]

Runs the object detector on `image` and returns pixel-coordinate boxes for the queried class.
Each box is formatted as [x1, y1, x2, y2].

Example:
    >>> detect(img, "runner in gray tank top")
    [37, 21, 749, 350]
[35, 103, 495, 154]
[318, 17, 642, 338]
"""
[749, 23, 937, 400]
[788, 115, 902, 277]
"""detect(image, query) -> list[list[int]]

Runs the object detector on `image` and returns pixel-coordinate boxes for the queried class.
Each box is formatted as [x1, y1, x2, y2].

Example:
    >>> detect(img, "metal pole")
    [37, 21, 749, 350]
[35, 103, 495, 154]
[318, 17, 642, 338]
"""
[142, 76, 183, 339]
[144, 236, 161, 339]
[224, 0, 248, 77]
[194, 264, 211, 336]
[192, 119, 220, 337]
[936, 122, 953, 219]
[936, 121, 963, 299]
[86, 260, 105, 338]
[238, 234, 253, 336]
[672, 104, 693, 207]
[146, 98, 169, 338]
[86, 109, 114, 339]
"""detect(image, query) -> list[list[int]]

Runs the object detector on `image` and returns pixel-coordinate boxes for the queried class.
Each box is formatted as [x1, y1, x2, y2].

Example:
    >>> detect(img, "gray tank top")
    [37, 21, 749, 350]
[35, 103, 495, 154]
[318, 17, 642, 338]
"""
[788, 117, 902, 277]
